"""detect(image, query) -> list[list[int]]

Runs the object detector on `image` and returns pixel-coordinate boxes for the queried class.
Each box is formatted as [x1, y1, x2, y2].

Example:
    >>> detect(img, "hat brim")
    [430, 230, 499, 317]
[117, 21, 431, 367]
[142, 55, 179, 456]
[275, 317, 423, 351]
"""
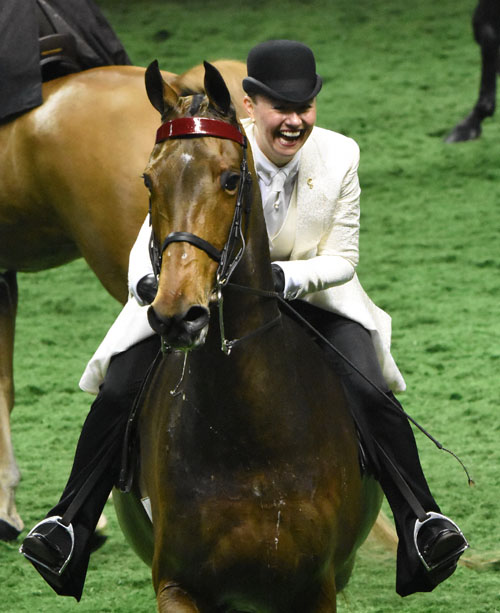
[242, 75, 322, 104]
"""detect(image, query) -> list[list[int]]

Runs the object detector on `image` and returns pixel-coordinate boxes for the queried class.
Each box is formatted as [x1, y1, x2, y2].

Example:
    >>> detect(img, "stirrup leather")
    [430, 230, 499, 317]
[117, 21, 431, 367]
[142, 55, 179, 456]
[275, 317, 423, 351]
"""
[20, 515, 75, 576]
[414, 511, 468, 572]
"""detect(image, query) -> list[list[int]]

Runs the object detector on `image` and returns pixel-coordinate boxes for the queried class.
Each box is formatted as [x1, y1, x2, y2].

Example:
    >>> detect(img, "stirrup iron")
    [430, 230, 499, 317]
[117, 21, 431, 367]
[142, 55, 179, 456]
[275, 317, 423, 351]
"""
[20, 515, 75, 576]
[414, 511, 468, 572]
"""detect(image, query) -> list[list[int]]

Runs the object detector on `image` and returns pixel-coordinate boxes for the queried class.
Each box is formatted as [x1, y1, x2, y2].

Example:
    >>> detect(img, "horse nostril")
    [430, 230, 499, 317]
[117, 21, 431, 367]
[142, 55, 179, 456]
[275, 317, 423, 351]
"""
[184, 306, 210, 333]
[147, 305, 170, 336]
[147, 304, 210, 348]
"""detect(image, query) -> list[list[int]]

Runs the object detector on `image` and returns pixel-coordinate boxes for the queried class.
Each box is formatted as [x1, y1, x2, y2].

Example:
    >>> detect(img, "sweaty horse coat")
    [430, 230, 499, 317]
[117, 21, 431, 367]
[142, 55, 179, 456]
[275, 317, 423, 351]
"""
[79, 123, 406, 395]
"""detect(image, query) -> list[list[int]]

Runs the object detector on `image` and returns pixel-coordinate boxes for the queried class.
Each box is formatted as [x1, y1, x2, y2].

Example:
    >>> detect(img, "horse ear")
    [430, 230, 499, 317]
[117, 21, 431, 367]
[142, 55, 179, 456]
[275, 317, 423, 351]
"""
[145, 60, 179, 117]
[203, 61, 232, 116]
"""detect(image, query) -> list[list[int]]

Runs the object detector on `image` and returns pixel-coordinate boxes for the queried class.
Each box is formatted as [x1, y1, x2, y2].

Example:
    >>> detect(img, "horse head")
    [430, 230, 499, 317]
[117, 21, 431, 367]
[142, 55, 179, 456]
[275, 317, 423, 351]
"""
[143, 60, 254, 351]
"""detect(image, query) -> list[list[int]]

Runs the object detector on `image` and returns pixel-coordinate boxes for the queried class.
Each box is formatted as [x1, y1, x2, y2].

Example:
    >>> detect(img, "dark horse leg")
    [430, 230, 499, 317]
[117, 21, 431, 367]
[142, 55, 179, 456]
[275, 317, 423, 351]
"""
[0, 270, 23, 540]
[446, 0, 500, 142]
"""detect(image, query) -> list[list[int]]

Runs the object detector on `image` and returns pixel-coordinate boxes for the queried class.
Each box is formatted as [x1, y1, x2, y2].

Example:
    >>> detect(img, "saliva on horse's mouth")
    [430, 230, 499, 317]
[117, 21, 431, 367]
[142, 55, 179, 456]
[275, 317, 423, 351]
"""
[159, 319, 210, 352]
[174, 325, 208, 351]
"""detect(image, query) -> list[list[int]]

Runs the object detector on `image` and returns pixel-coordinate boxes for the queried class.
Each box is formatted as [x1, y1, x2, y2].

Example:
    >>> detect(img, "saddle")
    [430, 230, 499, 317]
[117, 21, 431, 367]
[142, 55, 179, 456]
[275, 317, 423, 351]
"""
[38, 0, 81, 83]
[37, 0, 129, 82]
[0, 0, 131, 122]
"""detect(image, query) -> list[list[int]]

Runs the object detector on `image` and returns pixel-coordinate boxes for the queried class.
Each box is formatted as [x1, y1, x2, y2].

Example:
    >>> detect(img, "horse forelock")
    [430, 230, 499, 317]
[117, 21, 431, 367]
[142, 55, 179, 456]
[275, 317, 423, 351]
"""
[168, 91, 238, 127]
[187, 93, 205, 116]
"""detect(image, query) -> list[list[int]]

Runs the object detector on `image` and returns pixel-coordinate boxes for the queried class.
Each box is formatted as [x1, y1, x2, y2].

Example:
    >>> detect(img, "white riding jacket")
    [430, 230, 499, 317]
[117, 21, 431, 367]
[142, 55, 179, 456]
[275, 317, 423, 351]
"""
[79, 121, 406, 395]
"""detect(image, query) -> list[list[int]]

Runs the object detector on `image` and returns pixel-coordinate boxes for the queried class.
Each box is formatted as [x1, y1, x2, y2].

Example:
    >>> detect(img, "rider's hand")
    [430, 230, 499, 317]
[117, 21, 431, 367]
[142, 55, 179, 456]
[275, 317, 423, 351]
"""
[271, 264, 285, 294]
[136, 273, 158, 305]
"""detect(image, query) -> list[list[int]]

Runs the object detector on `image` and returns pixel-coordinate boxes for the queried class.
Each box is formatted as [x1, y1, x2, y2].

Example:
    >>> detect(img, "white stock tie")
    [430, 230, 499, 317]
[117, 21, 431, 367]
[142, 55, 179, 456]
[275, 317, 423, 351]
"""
[263, 169, 287, 237]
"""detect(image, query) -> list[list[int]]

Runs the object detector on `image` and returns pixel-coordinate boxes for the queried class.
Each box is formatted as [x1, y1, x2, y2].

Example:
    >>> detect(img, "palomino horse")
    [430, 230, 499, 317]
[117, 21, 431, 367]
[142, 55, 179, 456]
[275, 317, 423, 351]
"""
[0, 60, 247, 540]
[114, 61, 382, 612]
[446, 0, 500, 142]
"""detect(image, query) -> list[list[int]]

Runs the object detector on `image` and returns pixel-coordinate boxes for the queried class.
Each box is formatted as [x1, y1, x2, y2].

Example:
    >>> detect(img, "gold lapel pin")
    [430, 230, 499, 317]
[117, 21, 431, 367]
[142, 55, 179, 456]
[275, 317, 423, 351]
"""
[307, 178, 314, 189]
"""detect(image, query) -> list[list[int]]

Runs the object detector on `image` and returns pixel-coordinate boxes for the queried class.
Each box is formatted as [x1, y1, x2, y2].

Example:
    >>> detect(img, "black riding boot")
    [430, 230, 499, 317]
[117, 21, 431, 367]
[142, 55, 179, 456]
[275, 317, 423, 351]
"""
[20, 335, 160, 600]
[287, 300, 467, 596]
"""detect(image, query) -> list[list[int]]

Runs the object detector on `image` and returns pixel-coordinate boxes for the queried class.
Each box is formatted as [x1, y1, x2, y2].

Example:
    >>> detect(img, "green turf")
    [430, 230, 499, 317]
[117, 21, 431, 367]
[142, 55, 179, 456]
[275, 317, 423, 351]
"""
[4, 0, 500, 610]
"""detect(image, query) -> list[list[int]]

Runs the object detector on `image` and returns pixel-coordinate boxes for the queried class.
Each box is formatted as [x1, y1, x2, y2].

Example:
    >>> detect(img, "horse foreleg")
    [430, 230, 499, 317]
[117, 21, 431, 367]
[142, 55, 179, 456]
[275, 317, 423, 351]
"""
[311, 575, 337, 613]
[0, 270, 23, 540]
[156, 581, 200, 613]
[446, 0, 500, 142]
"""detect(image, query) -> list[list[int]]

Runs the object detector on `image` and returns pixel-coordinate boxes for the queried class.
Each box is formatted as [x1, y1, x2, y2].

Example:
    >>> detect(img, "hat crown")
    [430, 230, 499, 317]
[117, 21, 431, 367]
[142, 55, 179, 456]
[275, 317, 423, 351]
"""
[244, 40, 322, 104]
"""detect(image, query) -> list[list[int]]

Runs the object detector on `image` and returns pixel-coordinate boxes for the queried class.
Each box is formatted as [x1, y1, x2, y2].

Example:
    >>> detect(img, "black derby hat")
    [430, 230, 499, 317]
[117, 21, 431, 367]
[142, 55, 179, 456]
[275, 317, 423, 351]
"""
[243, 39, 322, 104]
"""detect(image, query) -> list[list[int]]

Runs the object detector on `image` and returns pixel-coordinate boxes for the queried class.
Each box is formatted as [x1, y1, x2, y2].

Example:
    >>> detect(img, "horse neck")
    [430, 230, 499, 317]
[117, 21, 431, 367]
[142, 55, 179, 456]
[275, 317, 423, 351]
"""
[164, 170, 339, 460]
[175, 294, 335, 466]
[219, 155, 281, 339]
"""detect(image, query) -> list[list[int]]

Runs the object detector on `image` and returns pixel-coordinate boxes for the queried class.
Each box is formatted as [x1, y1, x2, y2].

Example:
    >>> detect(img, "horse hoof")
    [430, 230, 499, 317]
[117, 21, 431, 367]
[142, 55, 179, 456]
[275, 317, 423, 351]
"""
[0, 519, 22, 541]
[444, 123, 482, 143]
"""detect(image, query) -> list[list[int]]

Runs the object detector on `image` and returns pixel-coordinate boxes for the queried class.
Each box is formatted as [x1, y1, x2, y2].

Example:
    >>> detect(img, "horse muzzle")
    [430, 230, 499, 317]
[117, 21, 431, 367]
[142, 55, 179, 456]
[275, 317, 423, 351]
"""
[147, 304, 210, 350]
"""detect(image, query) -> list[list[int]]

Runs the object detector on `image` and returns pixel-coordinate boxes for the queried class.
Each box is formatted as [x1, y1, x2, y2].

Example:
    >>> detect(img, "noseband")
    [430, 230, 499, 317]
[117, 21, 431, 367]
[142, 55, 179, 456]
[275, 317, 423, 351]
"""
[150, 116, 252, 286]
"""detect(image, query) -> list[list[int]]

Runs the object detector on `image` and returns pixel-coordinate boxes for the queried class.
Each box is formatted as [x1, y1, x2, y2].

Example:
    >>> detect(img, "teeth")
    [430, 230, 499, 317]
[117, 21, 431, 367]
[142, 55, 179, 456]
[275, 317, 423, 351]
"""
[280, 130, 301, 139]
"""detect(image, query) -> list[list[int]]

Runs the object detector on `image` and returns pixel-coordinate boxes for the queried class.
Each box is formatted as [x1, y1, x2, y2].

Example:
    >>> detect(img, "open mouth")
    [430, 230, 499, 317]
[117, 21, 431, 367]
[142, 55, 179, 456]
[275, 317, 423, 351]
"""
[278, 129, 303, 142]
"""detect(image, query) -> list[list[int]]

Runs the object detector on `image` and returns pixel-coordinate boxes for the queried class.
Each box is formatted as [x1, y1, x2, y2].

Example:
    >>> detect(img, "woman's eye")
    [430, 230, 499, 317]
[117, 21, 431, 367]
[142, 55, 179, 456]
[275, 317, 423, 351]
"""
[221, 172, 240, 192]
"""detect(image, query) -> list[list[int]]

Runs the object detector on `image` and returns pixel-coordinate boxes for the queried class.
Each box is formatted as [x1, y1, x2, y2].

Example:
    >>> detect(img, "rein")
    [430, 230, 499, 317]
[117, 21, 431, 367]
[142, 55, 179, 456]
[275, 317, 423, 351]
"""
[226, 281, 474, 488]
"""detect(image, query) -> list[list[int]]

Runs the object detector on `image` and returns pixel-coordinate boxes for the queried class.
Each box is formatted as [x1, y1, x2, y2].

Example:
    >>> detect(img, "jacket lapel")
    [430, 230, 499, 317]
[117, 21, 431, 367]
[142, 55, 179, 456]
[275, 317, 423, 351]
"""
[292, 131, 328, 258]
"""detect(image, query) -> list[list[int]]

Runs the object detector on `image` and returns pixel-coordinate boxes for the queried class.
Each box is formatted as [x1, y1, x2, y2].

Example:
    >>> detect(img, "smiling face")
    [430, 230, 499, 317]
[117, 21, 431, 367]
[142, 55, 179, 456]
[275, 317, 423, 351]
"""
[243, 94, 316, 167]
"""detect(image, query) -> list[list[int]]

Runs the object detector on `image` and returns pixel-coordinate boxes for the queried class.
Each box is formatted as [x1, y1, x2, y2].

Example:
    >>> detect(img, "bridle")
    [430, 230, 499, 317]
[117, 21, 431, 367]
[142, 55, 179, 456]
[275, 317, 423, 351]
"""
[149, 115, 282, 354]
[149, 116, 252, 289]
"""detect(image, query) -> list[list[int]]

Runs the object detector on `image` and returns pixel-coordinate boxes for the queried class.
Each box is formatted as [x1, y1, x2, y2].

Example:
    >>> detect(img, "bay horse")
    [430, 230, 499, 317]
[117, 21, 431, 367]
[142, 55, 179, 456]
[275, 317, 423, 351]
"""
[446, 0, 500, 142]
[0, 60, 247, 540]
[114, 61, 382, 612]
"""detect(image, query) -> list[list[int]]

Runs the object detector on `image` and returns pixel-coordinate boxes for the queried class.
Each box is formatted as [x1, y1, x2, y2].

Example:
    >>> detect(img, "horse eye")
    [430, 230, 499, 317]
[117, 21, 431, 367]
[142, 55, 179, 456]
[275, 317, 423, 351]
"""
[142, 173, 152, 190]
[221, 172, 240, 193]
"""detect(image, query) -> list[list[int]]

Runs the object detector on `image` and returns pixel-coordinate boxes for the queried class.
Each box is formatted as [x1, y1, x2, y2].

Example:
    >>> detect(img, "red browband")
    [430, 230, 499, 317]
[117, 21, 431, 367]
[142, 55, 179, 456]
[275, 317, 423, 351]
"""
[156, 117, 246, 146]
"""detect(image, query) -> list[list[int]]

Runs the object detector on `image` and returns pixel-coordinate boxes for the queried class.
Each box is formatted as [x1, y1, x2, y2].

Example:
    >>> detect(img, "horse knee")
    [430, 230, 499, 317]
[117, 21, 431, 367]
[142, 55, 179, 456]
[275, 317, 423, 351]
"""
[156, 582, 200, 613]
[311, 575, 337, 612]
